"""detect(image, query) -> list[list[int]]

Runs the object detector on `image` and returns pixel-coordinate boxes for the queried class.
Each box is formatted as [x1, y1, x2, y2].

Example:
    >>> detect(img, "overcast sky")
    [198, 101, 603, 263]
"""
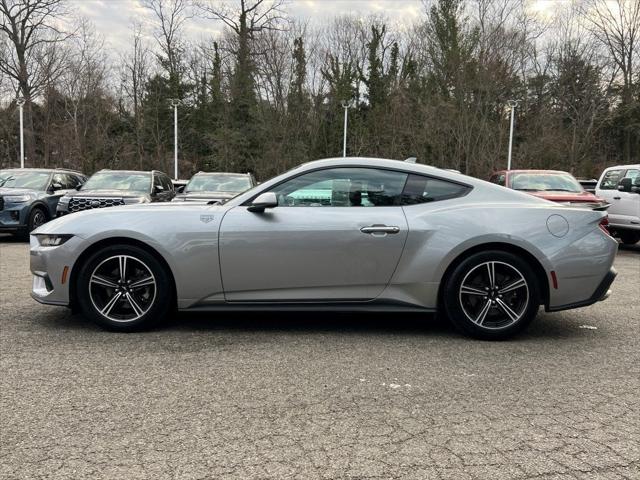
[69, 0, 429, 52]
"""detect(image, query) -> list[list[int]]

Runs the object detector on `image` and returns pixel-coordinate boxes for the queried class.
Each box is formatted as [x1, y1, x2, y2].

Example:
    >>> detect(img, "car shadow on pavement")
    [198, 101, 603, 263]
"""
[167, 310, 457, 337]
[35, 307, 589, 342]
[618, 243, 640, 253]
[0, 234, 27, 243]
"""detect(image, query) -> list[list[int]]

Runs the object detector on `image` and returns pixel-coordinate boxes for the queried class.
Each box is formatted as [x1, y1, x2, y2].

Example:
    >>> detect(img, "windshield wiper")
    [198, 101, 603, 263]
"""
[0, 176, 15, 187]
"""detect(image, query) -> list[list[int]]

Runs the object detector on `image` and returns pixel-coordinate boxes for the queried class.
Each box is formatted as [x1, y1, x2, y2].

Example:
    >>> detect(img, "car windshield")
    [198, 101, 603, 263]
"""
[185, 174, 251, 193]
[511, 172, 583, 193]
[81, 172, 151, 192]
[0, 170, 50, 190]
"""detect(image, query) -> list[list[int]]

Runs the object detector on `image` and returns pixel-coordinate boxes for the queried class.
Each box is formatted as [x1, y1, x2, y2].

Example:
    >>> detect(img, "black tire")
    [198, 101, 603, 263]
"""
[28, 207, 48, 232]
[76, 244, 174, 332]
[16, 207, 48, 240]
[619, 231, 640, 245]
[442, 250, 541, 340]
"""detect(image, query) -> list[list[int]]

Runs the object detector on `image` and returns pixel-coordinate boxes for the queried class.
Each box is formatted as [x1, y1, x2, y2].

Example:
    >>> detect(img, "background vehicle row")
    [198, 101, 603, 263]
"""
[57, 170, 175, 216]
[0, 168, 86, 238]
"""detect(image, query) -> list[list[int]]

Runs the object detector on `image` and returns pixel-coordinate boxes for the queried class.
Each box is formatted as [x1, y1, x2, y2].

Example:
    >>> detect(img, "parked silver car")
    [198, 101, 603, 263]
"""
[29, 158, 617, 339]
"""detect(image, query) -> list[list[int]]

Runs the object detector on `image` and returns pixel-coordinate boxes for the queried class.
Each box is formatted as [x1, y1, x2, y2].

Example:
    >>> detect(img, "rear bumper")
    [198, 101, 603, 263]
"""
[546, 267, 617, 312]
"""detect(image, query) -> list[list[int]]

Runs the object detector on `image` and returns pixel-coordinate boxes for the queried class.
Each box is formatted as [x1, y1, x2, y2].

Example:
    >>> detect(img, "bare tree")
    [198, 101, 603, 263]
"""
[143, 0, 191, 88]
[120, 22, 151, 167]
[196, 0, 287, 36]
[585, 0, 640, 162]
[0, 0, 70, 163]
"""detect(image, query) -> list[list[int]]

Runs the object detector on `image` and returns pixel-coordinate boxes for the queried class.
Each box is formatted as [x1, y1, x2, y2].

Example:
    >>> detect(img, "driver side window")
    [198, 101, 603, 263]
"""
[269, 168, 408, 207]
[51, 173, 70, 190]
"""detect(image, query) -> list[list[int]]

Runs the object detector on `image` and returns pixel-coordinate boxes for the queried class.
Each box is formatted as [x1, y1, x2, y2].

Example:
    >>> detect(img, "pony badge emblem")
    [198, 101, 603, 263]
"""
[200, 214, 215, 223]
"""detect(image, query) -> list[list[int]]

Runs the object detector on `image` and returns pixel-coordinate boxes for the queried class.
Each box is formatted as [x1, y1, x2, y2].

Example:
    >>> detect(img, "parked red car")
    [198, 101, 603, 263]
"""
[489, 169, 607, 209]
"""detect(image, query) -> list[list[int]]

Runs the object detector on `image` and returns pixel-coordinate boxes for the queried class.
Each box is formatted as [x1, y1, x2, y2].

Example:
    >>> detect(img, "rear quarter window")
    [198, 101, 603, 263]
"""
[401, 175, 471, 205]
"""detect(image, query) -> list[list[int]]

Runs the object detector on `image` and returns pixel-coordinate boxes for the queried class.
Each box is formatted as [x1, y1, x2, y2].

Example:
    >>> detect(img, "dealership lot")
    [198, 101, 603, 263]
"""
[1, 238, 638, 479]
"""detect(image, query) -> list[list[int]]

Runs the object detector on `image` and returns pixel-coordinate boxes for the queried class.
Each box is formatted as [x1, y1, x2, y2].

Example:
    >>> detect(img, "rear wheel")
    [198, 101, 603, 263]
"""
[443, 251, 540, 340]
[76, 244, 173, 331]
[619, 231, 640, 245]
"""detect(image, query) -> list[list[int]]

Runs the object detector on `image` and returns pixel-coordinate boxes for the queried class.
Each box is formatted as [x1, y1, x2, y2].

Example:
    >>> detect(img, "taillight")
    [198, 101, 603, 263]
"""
[599, 216, 610, 235]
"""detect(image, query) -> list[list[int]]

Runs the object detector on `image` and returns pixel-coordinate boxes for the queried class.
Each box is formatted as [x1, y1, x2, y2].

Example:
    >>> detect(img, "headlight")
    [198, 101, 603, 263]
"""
[4, 194, 33, 203]
[35, 234, 73, 247]
[123, 196, 149, 204]
[57, 196, 70, 206]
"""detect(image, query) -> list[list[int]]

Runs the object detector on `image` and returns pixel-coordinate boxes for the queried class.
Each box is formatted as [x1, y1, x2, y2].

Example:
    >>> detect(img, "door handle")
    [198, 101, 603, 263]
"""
[613, 196, 621, 200]
[360, 225, 400, 235]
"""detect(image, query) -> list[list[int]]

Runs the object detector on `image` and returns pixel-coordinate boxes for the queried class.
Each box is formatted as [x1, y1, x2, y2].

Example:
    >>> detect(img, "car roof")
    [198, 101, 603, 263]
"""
[194, 171, 250, 176]
[97, 169, 155, 174]
[0, 167, 81, 174]
[496, 169, 574, 175]
[602, 164, 640, 170]
[294, 157, 474, 182]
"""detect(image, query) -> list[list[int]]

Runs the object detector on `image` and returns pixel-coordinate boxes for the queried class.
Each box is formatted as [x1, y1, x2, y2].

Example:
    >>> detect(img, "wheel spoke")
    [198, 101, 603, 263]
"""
[118, 256, 127, 282]
[499, 278, 526, 294]
[474, 300, 492, 325]
[90, 274, 118, 288]
[101, 292, 122, 316]
[129, 276, 154, 289]
[90, 254, 156, 323]
[125, 292, 144, 317]
[461, 285, 486, 296]
[496, 298, 520, 322]
[486, 262, 495, 288]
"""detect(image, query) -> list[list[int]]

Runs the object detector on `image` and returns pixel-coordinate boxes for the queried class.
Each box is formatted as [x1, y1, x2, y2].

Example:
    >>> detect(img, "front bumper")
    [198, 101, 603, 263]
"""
[29, 235, 84, 306]
[0, 203, 29, 231]
[547, 267, 617, 312]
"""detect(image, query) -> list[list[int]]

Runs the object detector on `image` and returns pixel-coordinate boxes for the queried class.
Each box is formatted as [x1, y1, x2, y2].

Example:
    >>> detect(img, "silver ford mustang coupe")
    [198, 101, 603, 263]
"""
[30, 158, 617, 339]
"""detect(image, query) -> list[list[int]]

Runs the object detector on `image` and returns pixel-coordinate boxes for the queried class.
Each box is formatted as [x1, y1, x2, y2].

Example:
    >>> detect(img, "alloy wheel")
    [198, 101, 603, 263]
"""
[89, 255, 156, 322]
[30, 210, 46, 230]
[458, 261, 529, 330]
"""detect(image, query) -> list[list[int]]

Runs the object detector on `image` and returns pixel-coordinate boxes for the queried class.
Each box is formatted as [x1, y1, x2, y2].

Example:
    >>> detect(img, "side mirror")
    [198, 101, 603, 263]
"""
[176, 185, 185, 193]
[247, 192, 278, 212]
[76, 184, 83, 190]
[154, 184, 165, 193]
[617, 178, 640, 193]
[50, 182, 63, 192]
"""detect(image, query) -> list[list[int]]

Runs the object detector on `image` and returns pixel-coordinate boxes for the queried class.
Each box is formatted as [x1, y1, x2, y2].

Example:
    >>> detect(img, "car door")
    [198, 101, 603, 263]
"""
[219, 167, 410, 302]
[162, 174, 176, 200]
[597, 168, 633, 224]
[45, 173, 76, 215]
[614, 168, 640, 222]
[152, 173, 171, 202]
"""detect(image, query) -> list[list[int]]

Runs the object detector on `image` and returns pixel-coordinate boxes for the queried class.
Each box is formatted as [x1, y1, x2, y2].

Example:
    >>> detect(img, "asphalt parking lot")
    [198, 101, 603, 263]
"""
[1, 237, 639, 480]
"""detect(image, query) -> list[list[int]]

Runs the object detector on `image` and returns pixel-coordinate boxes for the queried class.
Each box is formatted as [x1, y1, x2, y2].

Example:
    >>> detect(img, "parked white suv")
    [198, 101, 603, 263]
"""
[596, 164, 640, 245]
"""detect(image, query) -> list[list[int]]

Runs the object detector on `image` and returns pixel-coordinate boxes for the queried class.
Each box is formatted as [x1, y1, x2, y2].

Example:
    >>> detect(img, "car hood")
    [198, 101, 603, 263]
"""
[67, 189, 149, 199]
[33, 202, 229, 237]
[0, 187, 40, 196]
[174, 191, 237, 201]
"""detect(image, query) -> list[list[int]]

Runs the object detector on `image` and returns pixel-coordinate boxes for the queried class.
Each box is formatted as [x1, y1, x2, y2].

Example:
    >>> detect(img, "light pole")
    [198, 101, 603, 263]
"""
[169, 98, 180, 179]
[16, 97, 25, 168]
[341, 100, 353, 157]
[507, 99, 518, 171]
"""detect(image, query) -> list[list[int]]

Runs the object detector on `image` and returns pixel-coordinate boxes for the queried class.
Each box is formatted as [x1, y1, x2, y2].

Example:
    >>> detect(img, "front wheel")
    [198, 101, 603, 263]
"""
[76, 244, 174, 332]
[17, 207, 48, 240]
[442, 251, 540, 340]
